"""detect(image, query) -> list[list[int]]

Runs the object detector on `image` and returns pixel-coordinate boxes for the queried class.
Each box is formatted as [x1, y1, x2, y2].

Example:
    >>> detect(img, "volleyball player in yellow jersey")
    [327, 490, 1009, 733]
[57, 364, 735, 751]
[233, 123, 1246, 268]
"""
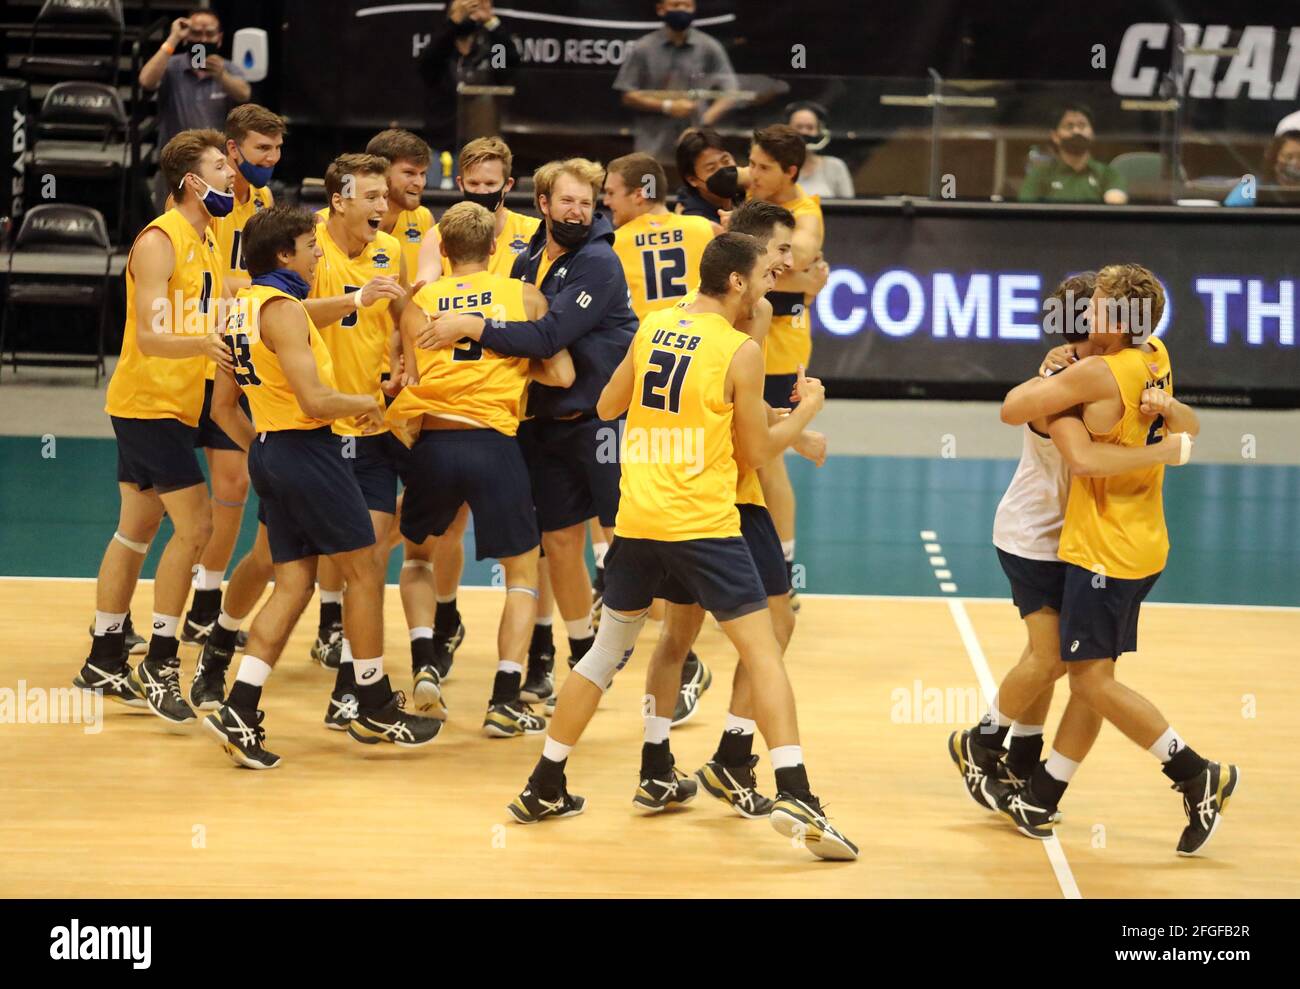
[389, 202, 574, 736]
[604, 152, 715, 320]
[999, 264, 1238, 856]
[202, 206, 441, 767]
[508, 233, 858, 861]
[182, 104, 284, 649]
[77, 130, 234, 728]
[746, 125, 831, 607]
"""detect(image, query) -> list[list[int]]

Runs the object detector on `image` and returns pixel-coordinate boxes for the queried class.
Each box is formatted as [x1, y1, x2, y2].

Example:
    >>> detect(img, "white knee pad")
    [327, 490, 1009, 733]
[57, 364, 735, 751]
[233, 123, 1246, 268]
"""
[113, 531, 151, 555]
[572, 608, 648, 691]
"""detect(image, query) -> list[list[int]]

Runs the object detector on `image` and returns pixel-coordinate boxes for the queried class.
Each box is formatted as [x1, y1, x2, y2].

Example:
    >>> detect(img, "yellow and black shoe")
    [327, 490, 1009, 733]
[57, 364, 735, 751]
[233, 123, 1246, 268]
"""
[311, 621, 343, 669]
[632, 763, 698, 814]
[483, 700, 547, 738]
[131, 656, 197, 730]
[696, 756, 774, 819]
[507, 782, 586, 824]
[948, 729, 1006, 812]
[995, 782, 1059, 840]
[348, 691, 442, 747]
[671, 651, 712, 726]
[1174, 762, 1240, 857]
[412, 665, 448, 719]
[202, 705, 281, 770]
[73, 658, 145, 709]
[769, 793, 859, 861]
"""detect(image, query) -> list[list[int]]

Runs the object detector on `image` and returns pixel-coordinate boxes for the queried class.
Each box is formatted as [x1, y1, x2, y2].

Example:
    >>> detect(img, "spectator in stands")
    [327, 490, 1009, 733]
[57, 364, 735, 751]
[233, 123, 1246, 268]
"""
[615, 1, 738, 164]
[1018, 104, 1127, 205]
[673, 127, 743, 223]
[418, 0, 521, 161]
[786, 102, 854, 199]
[1224, 130, 1300, 206]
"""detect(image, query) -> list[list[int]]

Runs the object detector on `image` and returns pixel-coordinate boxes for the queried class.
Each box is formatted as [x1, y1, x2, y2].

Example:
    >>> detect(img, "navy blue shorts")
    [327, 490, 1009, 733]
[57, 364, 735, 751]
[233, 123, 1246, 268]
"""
[763, 373, 800, 410]
[400, 429, 539, 561]
[1059, 563, 1162, 661]
[248, 427, 376, 564]
[517, 415, 621, 532]
[604, 535, 767, 622]
[194, 378, 251, 451]
[660, 504, 788, 603]
[996, 547, 1067, 618]
[342, 432, 407, 515]
[112, 416, 205, 493]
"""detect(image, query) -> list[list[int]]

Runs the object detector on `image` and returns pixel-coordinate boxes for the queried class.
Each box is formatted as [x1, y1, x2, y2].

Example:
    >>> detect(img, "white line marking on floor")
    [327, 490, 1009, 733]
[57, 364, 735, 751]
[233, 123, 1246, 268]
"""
[924, 542, 942, 553]
[920, 530, 937, 540]
[935, 569, 952, 579]
[939, 581, 957, 593]
[929, 556, 947, 566]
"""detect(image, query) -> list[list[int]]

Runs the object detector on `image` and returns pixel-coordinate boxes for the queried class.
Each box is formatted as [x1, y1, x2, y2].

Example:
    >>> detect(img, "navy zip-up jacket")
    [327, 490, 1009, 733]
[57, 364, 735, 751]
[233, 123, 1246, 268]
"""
[479, 212, 638, 421]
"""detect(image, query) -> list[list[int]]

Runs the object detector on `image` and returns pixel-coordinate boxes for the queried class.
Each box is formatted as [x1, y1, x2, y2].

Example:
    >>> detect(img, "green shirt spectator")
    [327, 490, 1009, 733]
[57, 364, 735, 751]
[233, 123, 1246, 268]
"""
[1018, 103, 1128, 205]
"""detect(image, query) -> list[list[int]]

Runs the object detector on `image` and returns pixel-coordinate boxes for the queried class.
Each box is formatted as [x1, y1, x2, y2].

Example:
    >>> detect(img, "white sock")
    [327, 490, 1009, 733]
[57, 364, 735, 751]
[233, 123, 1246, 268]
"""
[770, 744, 803, 770]
[986, 694, 1013, 728]
[1044, 749, 1080, 782]
[592, 541, 609, 568]
[565, 615, 594, 640]
[542, 736, 572, 763]
[352, 655, 383, 684]
[409, 626, 433, 641]
[235, 655, 272, 687]
[1009, 722, 1044, 738]
[193, 567, 225, 591]
[1149, 726, 1185, 763]
[724, 713, 757, 735]
[536, 615, 553, 627]
[320, 589, 343, 605]
[94, 611, 128, 636]
[216, 610, 242, 632]
[643, 715, 671, 745]
[781, 539, 795, 563]
[497, 660, 524, 675]
[341, 638, 354, 665]
[151, 614, 179, 639]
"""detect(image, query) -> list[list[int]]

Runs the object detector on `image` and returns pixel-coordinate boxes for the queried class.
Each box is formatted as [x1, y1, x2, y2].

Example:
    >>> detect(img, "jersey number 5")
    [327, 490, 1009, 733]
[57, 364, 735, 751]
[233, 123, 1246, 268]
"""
[452, 311, 484, 362]
[224, 333, 262, 386]
[641, 349, 691, 413]
[641, 246, 687, 302]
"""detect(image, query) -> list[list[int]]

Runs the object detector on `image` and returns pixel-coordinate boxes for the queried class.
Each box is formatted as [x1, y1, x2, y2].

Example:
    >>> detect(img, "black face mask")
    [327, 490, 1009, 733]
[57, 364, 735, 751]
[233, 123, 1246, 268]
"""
[452, 17, 478, 37]
[462, 186, 505, 212]
[705, 165, 740, 200]
[1059, 134, 1092, 155]
[550, 218, 590, 250]
[663, 10, 695, 31]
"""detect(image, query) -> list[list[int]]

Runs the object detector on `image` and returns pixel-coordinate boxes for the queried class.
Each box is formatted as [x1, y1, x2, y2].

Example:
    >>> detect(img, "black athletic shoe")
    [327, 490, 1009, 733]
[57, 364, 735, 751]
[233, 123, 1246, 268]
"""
[131, 656, 197, 728]
[123, 615, 147, 656]
[431, 621, 466, 682]
[1173, 762, 1240, 856]
[520, 644, 556, 703]
[411, 665, 448, 719]
[189, 640, 233, 711]
[202, 705, 281, 770]
[769, 793, 859, 861]
[996, 783, 1059, 839]
[311, 621, 343, 669]
[948, 729, 1007, 812]
[695, 756, 774, 819]
[633, 762, 698, 813]
[482, 700, 547, 738]
[995, 757, 1064, 824]
[73, 659, 145, 708]
[671, 652, 712, 726]
[348, 691, 442, 747]
[180, 613, 216, 646]
[323, 683, 359, 731]
[507, 782, 587, 824]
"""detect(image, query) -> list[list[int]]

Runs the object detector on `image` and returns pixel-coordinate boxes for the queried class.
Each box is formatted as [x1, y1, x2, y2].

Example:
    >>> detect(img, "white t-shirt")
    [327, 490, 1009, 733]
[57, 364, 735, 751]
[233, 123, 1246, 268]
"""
[992, 425, 1071, 562]
[798, 155, 854, 199]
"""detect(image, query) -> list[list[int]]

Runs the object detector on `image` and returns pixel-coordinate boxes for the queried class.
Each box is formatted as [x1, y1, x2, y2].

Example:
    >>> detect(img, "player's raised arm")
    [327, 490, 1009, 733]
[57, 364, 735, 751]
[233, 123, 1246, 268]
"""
[303, 276, 403, 328]
[731, 347, 822, 469]
[1000, 356, 1117, 426]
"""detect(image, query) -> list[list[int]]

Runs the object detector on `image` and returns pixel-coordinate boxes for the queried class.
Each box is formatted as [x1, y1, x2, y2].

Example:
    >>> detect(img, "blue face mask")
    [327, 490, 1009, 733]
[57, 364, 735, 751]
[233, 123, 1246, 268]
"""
[182, 174, 235, 217]
[237, 156, 274, 188]
[252, 268, 311, 300]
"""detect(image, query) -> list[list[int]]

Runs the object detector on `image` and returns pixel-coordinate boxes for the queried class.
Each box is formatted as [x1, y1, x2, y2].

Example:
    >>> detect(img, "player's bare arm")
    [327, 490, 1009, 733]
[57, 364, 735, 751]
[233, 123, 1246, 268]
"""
[1140, 388, 1200, 436]
[1000, 356, 1119, 427]
[415, 226, 445, 286]
[730, 343, 822, 469]
[596, 347, 636, 420]
[209, 366, 255, 451]
[132, 228, 232, 370]
[303, 276, 404, 328]
[1047, 413, 1191, 476]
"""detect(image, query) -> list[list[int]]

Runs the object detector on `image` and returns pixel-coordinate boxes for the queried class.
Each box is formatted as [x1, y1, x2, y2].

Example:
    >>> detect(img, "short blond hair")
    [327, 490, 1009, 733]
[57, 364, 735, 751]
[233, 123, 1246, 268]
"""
[534, 157, 604, 205]
[225, 103, 286, 143]
[438, 201, 495, 265]
[161, 128, 227, 195]
[1095, 263, 1166, 337]
[460, 136, 514, 180]
[324, 153, 389, 212]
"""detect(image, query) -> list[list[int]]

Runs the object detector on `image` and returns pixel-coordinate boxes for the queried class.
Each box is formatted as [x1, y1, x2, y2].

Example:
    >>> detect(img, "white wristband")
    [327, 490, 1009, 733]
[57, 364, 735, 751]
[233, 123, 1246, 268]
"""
[662, 99, 672, 115]
[353, 288, 365, 310]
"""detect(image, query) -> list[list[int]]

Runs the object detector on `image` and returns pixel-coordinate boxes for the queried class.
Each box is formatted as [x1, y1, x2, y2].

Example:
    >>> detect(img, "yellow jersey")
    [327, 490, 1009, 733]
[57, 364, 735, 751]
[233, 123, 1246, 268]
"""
[388, 205, 434, 285]
[613, 211, 715, 320]
[105, 208, 222, 426]
[310, 220, 401, 436]
[224, 284, 336, 433]
[386, 270, 532, 437]
[1058, 337, 1173, 580]
[765, 185, 823, 375]
[447, 208, 540, 278]
[614, 307, 751, 541]
[207, 185, 274, 379]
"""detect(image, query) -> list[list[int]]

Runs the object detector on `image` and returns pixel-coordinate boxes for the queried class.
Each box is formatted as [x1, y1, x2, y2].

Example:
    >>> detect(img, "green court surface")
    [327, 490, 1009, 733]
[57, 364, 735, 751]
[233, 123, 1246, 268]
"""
[1, 436, 1296, 607]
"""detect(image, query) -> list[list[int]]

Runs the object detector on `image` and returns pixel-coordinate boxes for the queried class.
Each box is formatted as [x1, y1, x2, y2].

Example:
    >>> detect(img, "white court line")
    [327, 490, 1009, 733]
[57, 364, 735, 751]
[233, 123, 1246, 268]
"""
[946, 596, 1082, 900]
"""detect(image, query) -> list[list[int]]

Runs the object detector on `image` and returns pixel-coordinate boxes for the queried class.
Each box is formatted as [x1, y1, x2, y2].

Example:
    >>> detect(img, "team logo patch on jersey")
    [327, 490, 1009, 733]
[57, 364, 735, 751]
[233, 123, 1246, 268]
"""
[508, 236, 528, 255]
[254, 198, 266, 212]
[372, 250, 391, 269]
[405, 226, 422, 242]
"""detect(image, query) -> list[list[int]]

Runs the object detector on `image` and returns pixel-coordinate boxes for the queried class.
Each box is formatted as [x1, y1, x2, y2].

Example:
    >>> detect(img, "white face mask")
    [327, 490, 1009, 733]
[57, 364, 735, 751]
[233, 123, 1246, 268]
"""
[179, 173, 235, 217]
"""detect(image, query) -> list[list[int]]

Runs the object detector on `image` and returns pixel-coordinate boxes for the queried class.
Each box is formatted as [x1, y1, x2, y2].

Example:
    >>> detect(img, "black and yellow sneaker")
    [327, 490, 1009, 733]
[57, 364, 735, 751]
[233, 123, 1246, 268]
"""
[412, 665, 449, 718]
[431, 620, 466, 683]
[323, 683, 359, 731]
[947, 729, 1006, 812]
[995, 782, 1059, 839]
[311, 621, 343, 669]
[633, 763, 698, 813]
[695, 756, 774, 819]
[671, 651, 712, 726]
[73, 659, 145, 709]
[507, 782, 587, 824]
[770, 793, 859, 861]
[348, 691, 442, 747]
[520, 643, 555, 703]
[1174, 762, 1240, 857]
[202, 705, 281, 770]
[483, 700, 547, 738]
[188, 640, 232, 711]
[131, 656, 197, 729]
